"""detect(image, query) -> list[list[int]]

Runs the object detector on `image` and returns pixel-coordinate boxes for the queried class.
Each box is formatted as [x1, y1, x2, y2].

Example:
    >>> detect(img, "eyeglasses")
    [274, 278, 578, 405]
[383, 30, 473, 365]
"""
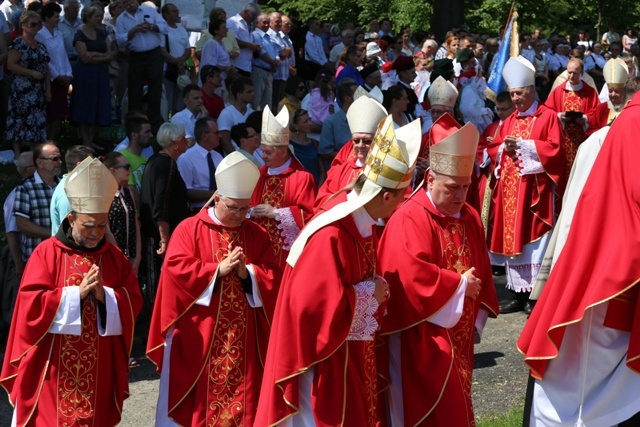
[26, 21, 42, 28]
[353, 138, 373, 145]
[39, 156, 62, 162]
[430, 109, 451, 116]
[219, 198, 251, 214]
[494, 106, 512, 112]
[113, 164, 131, 170]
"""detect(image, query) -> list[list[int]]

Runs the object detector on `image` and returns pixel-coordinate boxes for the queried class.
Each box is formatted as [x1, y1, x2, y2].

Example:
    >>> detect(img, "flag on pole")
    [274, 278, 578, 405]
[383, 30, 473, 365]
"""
[486, 8, 520, 101]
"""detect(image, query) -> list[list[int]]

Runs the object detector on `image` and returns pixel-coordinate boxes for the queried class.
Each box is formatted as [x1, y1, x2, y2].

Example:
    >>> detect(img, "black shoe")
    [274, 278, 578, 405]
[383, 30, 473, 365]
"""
[492, 265, 506, 276]
[523, 300, 535, 315]
[499, 299, 524, 314]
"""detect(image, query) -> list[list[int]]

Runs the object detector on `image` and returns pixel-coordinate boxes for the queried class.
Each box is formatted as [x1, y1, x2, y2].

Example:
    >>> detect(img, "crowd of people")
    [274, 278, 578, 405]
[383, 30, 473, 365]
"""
[1, 0, 640, 425]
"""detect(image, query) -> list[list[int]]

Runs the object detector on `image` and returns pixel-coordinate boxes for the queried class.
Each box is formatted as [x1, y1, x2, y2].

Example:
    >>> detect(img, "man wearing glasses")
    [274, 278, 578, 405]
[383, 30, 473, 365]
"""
[13, 142, 61, 263]
[148, 152, 281, 426]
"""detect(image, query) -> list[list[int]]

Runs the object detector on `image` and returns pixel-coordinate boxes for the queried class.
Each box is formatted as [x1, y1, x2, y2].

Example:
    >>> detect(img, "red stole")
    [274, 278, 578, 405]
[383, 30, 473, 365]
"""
[314, 160, 363, 212]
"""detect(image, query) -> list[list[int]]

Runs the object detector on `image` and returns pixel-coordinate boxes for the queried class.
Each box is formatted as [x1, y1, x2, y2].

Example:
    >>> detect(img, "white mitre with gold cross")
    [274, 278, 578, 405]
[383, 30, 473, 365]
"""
[65, 157, 118, 214]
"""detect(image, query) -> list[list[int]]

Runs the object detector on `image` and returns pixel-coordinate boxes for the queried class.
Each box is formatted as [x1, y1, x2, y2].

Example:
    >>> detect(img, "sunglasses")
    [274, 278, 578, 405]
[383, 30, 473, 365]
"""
[113, 164, 131, 170]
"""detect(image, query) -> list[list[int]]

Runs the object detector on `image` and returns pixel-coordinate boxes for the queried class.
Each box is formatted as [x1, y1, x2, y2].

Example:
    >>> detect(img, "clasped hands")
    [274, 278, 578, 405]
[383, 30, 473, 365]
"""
[80, 264, 105, 303]
[219, 246, 248, 279]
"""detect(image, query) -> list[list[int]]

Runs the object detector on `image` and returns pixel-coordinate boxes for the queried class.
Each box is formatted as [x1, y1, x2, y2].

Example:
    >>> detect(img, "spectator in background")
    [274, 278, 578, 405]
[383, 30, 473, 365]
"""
[0, 0, 22, 26]
[103, 151, 141, 273]
[139, 122, 189, 312]
[50, 145, 93, 235]
[329, 29, 354, 65]
[200, 18, 232, 74]
[336, 45, 364, 85]
[120, 116, 153, 193]
[70, 2, 114, 150]
[160, 3, 190, 116]
[115, 0, 168, 133]
[386, 36, 403, 62]
[5, 10, 50, 158]
[304, 17, 331, 80]
[177, 116, 223, 213]
[289, 108, 325, 185]
[251, 13, 279, 111]
[14, 142, 61, 263]
[170, 83, 207, 146]
[218, 76, 254, 154]
[231, 122, 261, 167]
[278, 74, 305, 114]
[58, 0, 80, 65]
[3, 152, 35, 280]
[268, 11, 292, 112]
[36, 2, 72, 141]
[317, 78, 357, 168]
[226, 2, 261, 77]
[200, 64, 225, 119]
[195, 7, 239, 63]
[309, 68, 335, 127]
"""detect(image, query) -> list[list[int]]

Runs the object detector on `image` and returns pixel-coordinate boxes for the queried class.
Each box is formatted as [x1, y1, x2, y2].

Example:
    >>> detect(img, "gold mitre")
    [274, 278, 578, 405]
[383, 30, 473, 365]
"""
[65, 157, 118, 213]
[428, 76, 458, 108]
[215, 152, 260, 199]
[363, 115, 421, 189]
[429, 113, 479, 178]
[347, 91, 388, 135]
[603, 58, 629, 88]
[503, 56, 535, 88]
[261, 105, 290, 146]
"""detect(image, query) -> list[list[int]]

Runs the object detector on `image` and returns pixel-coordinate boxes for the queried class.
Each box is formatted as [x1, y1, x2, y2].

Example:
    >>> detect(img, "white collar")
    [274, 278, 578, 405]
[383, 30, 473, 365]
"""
[347, 190, 376, 237]
[207, 206, 237, 227]
[268, 157, 292, 175]
[355, 158, 365, 167]
[565, 80, 584, 91]
[517, 100, 539, 118]
[425, 188, 461, 218]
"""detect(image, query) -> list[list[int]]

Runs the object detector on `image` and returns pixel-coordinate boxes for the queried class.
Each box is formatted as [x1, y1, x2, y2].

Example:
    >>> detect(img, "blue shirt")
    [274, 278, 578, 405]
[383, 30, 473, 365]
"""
[252, 28, 278, 70]
[336, 64, 364, 86]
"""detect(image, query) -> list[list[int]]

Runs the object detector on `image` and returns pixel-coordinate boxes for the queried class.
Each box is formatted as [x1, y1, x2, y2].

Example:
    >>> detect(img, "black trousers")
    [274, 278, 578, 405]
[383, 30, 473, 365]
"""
[128, 47, 164, 133]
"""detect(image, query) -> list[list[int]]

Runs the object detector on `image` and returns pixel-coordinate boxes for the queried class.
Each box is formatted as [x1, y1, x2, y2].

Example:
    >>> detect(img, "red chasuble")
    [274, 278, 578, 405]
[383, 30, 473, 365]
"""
[314, 160, 363, 212]
[0, 231, 142, 426]
[251, 159, 317, 269]
[146, 210, 281, 426]
[331, 139, 356, 168]
[587, 100, 616, 134]
[378, 189, 499, 427]
[256, 196, 385, 427]
[489, 104, 565, 256]
[517, 93, 640, 380]
[545, 83, 600, 173]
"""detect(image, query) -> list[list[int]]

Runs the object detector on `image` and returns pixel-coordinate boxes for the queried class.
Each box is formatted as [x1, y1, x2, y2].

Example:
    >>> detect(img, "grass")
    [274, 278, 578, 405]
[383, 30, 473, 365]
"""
[477, 407, 524, 427]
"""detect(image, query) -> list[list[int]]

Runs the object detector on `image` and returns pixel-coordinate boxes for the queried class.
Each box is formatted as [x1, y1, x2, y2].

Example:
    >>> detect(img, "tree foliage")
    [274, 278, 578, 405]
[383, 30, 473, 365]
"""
[264, 0, 640, 43]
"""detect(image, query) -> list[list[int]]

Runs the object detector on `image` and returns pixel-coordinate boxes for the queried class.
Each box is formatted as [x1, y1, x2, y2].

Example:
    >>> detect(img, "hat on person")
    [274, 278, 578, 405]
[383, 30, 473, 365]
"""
[65, 157, 118, 214]
[360, 62, 380, 79]
[428, 113, 479, 177]
[430, 58, 454, 82]
[353, 85, 384, 104]
[502, 56, 535, 88]
[261, 105, 290, 146]
[366, 42, 382, 57]
[347, 91, 388, 135]
[428, 76, 459, 108]
[603, 57, 629, 88]
[288, 115, 421, 266]
[456, 48, 475, 63]
[215, 152, 260, 199]
[392, 55, 415, 72]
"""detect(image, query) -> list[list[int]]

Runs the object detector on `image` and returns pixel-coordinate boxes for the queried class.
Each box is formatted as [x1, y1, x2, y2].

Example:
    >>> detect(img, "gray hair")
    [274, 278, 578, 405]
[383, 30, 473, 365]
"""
[341, 29, 355, 38]
[256, 12, 270, 23]
[243, 3, 261, 16]
[423, 39, 438, 49]
[81, 2, 103, 23]
[157, 122, 186, 148]
[15, 151, 33, 176]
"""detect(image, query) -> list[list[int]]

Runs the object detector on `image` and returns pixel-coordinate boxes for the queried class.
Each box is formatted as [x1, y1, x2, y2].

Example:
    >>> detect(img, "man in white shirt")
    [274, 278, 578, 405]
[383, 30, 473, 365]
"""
[116, 0, 168, 133]
[177, 117, 223, 212]
[160, 2, 190, 116]
[218, 77, 255, 154]
[304, 17, 331, 80]
[329, 29, 354, 65]
[58, 0, 81, 65]
[170, 84, 207, 146]
[226, 3, 262, 77]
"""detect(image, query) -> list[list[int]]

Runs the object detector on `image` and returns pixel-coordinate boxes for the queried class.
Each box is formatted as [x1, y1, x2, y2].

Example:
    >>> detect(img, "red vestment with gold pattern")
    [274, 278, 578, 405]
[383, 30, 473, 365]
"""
[146, 210, 281, 426]
[331, 139, 356, 168]
[250, 159, 317, 269]
[518, 93, 640, 381]
[0, 226, 142, 426]
[314, 159, 363, 211]
[489, 104, 565, 256]
[545, 83, 600, 173]
[256, 194, 386, 427]
[587, 100, 616, 135]
[378, 189, 499, 426]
